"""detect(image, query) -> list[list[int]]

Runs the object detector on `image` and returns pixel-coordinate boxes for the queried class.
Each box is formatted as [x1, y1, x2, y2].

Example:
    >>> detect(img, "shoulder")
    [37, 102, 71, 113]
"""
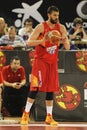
[34, 23, 44, 33]
[60, 23, 66, 30]
[18, 66, 25, 74]
[2, 65, 9, 71]
[19, 66, 25, 71]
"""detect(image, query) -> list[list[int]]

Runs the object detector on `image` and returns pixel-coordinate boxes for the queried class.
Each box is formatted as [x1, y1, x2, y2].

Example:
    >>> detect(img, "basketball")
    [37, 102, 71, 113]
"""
[48, 30, 61, 44]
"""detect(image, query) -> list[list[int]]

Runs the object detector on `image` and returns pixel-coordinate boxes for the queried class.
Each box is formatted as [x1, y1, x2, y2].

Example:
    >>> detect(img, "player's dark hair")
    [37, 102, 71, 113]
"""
[10, 56, 20, 63]
[47, 6, 59, 14]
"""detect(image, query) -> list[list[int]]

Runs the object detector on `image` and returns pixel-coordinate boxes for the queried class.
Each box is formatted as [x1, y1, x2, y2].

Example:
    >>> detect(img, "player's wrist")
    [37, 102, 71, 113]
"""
[20, 83, 24, 87]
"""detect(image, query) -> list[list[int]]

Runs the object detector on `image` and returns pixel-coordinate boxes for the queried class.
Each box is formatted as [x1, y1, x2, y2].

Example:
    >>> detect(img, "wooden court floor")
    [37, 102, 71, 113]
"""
[0, 118, 87, 130]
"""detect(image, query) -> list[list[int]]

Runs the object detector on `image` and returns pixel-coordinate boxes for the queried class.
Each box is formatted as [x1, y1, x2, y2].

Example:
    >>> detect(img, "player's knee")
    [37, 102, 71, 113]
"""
[46, 92, 54, 100]
[28, 91, 38, 99]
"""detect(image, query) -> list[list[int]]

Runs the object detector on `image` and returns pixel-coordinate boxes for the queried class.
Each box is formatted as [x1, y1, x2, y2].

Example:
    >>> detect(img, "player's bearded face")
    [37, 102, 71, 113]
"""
[49, 12, 59, 24]
[50, 17, 58, 24]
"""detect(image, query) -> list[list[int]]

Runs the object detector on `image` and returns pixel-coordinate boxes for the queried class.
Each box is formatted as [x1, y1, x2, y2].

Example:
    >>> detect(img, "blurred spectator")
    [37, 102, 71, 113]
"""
[0, 26, 25, 48]
[2, 56, 28, 117]
[0, 71, 4, 120]
[0, 17, 8, 37]
[18, 18, 33, 41]
[68, 17, 87, 50]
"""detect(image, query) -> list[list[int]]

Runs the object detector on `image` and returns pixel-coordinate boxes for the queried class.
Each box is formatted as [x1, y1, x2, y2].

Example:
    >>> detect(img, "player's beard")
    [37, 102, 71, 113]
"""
[50, 18, 58, 24]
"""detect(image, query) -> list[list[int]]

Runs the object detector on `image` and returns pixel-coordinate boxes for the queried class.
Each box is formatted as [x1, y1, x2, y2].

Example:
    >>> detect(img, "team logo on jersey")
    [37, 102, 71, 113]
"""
[76, 51, 87, 72]
[46, 45, 57, 54]
[55, 84, 81, 111]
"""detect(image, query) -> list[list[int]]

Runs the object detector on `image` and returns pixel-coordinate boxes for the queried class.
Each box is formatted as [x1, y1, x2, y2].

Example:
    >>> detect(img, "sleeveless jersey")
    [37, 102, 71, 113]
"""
[34, 22, 61, 64]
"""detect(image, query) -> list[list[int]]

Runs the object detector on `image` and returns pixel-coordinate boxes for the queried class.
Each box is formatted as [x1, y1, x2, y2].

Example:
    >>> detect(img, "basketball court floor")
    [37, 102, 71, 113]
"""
[0, 118, 87, 130]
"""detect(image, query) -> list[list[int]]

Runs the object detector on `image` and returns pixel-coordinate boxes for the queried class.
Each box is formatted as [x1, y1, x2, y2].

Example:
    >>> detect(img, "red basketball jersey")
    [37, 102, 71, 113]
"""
[34, 22, 61, 64]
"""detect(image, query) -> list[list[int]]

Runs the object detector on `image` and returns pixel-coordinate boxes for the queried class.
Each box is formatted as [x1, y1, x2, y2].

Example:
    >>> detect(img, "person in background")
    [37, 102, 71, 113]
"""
[0, 71, 4, 120]
[21, 6, 70, 125]
[0, 26, 25, 47]
[2, 56, 27, 117]
[18, 18, 33, 41]
[68, 17, 87, 50]
[0, 17, 8, 38]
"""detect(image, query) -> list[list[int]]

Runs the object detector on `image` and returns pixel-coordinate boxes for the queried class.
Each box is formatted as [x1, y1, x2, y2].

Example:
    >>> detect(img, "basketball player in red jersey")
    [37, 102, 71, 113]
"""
[21, 6, 70, 125]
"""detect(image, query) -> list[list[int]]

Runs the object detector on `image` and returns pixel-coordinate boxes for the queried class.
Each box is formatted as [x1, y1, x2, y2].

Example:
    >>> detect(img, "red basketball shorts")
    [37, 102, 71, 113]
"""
[30, 59, 59, 92]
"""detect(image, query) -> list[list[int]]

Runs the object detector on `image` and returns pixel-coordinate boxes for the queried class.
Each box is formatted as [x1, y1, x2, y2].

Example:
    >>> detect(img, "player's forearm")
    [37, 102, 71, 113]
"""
[62, 36, 70, 50]
[26, 39, 44, 46]
[63, 38, 70, 50]
[3, 80, 13, 87]
[20, 79, 26, 86]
